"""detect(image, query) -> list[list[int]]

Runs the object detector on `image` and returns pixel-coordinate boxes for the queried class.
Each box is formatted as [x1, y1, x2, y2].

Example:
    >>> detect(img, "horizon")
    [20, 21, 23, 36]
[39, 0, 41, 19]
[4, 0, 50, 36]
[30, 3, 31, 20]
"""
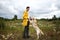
[0, 15, 59, 19]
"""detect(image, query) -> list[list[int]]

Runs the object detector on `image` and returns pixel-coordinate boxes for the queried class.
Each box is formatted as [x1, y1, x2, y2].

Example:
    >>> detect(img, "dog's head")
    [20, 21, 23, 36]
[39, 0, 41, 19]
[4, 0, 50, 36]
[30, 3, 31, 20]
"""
[29, 17, 35, 20]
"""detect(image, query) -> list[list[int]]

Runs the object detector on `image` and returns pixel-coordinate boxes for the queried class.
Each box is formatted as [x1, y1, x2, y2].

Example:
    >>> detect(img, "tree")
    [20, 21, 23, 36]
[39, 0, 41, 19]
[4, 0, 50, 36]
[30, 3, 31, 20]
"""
[52, 15, 57, 20]
[13, 15, 17, 20]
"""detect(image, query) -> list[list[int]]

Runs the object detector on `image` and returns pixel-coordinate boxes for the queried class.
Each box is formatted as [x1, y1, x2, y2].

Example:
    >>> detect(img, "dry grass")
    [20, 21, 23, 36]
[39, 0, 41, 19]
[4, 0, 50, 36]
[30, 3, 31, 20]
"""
[0, 20, 60, 40]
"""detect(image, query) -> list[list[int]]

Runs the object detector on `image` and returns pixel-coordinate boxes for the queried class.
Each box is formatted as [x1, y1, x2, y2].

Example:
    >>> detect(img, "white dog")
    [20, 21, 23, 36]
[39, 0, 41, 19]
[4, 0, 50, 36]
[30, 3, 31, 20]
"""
[29, 17, 44, 39]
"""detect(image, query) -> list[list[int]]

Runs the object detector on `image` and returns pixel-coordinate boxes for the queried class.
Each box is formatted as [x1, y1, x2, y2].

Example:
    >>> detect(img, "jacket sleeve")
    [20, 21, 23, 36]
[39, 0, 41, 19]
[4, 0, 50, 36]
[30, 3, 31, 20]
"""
[23, 11, 25, 19]
[23, 11, 28, 19]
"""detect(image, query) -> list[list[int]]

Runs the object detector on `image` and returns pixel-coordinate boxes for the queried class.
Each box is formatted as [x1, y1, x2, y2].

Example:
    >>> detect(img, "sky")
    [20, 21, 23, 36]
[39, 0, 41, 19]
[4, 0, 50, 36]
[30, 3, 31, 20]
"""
[0, 0, 60, 19]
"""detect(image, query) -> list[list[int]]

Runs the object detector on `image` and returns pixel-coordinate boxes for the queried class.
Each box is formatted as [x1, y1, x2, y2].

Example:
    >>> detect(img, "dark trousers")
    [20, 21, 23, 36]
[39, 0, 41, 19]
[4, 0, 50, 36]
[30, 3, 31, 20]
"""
[23, 21, 30, 38]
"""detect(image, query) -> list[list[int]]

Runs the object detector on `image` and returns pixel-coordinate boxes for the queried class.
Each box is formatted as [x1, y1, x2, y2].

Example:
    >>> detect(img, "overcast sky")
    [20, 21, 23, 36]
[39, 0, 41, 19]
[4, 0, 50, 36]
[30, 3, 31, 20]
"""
[0, 0, 60, 19]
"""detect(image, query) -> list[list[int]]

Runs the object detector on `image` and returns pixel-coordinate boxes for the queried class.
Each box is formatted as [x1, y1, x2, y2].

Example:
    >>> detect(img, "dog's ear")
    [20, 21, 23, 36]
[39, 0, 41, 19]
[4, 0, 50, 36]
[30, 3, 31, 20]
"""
[30, 18, 32, 20]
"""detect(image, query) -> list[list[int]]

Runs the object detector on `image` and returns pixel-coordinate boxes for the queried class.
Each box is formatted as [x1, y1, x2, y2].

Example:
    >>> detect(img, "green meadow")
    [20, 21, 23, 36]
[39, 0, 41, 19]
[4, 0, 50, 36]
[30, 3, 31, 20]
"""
[0, 19, 60, 40]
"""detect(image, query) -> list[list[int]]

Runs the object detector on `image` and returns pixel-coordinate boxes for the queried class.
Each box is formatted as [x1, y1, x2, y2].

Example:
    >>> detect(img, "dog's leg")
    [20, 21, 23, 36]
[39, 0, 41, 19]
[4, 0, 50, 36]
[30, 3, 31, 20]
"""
[36, 30, 40, 40]
[40, 29, 44, 35]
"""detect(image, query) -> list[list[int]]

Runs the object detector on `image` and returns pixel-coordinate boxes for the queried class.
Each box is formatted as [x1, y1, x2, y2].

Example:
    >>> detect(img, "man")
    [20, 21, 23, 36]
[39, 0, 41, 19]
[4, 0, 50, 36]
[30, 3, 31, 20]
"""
[22, 6, 30, 38]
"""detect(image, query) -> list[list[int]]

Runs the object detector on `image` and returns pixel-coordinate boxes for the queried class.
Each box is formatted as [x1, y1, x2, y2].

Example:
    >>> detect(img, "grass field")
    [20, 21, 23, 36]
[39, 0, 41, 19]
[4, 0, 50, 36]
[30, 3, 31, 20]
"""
[0, 20, 60, 40]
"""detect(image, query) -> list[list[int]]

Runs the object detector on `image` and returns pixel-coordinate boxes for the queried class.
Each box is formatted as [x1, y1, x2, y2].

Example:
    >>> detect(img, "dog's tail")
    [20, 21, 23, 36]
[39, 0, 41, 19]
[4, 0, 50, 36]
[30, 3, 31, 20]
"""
[40, 30, 44, 35]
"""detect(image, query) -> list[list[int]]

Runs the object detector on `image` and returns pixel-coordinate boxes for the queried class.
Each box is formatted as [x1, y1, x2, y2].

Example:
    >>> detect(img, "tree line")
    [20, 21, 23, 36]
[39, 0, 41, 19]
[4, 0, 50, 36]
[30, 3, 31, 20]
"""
[0, 15, 60, 21]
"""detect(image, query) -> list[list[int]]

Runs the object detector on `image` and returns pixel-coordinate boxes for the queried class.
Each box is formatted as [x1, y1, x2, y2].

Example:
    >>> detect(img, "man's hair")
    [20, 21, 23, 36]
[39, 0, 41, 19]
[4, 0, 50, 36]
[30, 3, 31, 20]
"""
[26, 6, 30, 9]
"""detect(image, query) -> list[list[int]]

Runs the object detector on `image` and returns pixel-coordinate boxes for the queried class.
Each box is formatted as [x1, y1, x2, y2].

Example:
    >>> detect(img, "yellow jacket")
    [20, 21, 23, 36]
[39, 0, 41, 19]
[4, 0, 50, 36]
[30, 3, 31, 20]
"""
[22, 10, 29, 26]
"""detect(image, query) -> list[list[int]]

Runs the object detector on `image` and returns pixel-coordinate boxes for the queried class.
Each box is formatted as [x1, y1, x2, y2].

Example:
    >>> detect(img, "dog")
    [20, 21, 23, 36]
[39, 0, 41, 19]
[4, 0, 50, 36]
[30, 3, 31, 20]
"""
[29, 17, 44, 39]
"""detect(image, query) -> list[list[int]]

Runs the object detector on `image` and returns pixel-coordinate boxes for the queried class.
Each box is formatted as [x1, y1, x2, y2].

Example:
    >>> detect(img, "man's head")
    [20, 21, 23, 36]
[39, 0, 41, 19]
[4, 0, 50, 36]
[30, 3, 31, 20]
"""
[26, 6, 30, 11]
